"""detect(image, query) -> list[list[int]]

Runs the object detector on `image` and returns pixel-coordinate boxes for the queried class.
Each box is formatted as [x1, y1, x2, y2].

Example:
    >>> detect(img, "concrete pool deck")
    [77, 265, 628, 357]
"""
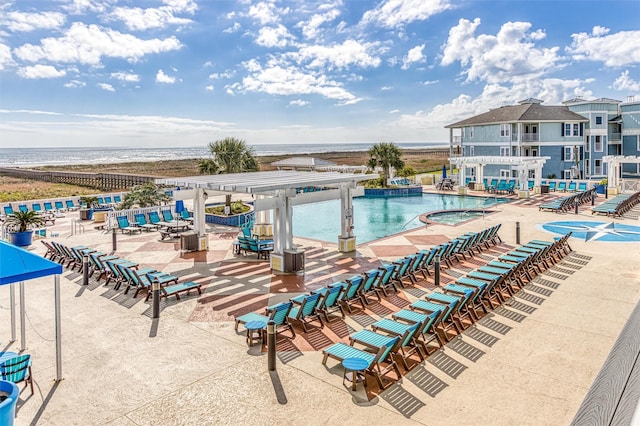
[2, 188, 640, 425]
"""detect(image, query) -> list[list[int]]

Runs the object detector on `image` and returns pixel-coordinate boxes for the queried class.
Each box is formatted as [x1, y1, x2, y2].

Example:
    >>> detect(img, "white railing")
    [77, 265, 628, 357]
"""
[106, 204, 176, 230]
[70, 218, 85, 236]
[622, 179, 640, 193]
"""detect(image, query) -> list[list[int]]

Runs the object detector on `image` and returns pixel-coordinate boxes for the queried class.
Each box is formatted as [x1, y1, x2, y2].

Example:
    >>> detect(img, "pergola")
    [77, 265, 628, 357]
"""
[157, 170, 377, 272]
[603, 155, 640, 194]
[450, 156, 550, 195]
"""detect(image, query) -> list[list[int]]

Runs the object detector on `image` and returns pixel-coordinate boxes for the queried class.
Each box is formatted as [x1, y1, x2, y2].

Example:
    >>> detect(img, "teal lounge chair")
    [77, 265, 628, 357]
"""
[18, 204, 28, 213]
[393, 309, 445, 354]
[0, 354, 34, 395]
[322, 336, 401, 390]
[54, 201, 65, 211]
[235, 301, 295, 338]
[315, 283, 345, 322]
[341, 275, 365, 313]
[288, 292, 324, 332]
[376, 263, 399, 296]
[557, 181, 567, 192]
[104, 196, 113, 204]
[114, 195, 122, 203]
[548, 181, 556, 192]
[578, 182, 587, 192]
[66, 200, 79, 210]
[3, 205, 13, 216]
[161, 210, 175, 222]
[121, 266, 178, 299]
[134, 213, 159, 231]
[181, 210, 193, 222]
[371, 319, 425, 370]
[116, 216, 142, 234]
[44, 202, 54, 212]
[31, 203, 42, 212]
[568, 182, 577, 192]
[360, 268, 382, 304]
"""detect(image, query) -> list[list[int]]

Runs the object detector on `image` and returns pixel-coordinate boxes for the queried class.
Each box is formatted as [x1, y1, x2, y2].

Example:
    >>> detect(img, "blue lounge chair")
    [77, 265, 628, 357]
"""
[134, 213, 159, 231]
[114, 195, 122, 203]
[235, 301, 295, 338]
[3, 205, 13, 216]
[527, 181, 534, 191]
[181, 210, 193, 222]
[104, 196, 113, 204]
[288, 292, 324, 332]
[341, 275, 365, 313]
[0, 354, 34, 395]
[322, 336, 401, 390]
[161, 210, 175, 222]
[557, 181, 567, 192]
[393, 309, 445, 354]
[116, 216, 142, 234]
[31, 203, 43, 213]
[44, 202, 54, 213]
[360, 268, 382, 304]
[568, 182, 577, 192]
[376, 263, 399, 296]
[315, 283, 345, 322]
[578, 182, 587, 192]
[371, 319, 425, 370]
[121, 266, 179, 299]
[548, 181, 556, 192]
[18, 204, 28, 213]
[66, 200, 79, 210]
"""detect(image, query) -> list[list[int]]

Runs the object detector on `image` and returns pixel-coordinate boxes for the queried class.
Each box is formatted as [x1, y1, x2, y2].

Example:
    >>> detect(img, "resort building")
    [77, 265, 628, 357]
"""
[446, 96, 640, 182]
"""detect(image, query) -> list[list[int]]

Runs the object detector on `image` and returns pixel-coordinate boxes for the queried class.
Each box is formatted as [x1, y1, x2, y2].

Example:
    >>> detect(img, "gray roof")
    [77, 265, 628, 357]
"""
[446, 103, 588, 128]
[270, 157, 337, 168]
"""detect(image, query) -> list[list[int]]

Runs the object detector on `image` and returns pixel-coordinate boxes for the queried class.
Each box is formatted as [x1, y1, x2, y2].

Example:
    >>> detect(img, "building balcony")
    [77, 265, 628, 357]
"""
[452, 136, 462, 144]
[610, 132, 621, 141]
[511, 133, 539, 142]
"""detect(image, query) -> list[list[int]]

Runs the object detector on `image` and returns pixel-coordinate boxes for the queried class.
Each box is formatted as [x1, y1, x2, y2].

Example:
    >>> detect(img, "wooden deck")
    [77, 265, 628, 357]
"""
[0, 167, 155, 190]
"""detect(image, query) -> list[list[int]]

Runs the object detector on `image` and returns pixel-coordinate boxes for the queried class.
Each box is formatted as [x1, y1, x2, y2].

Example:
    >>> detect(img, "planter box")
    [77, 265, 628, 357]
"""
[9, 230, 34, 247]
[364, 187, 422, 198]
[205, 211, 255, 227]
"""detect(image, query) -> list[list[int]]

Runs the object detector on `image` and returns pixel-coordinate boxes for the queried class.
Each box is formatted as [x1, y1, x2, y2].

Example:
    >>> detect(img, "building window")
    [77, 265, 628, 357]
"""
[500, 124, 510, 137]
[564, 146, 574, 161]
[469, 146, 474, 156]
[573, 123, 579, 136]
[595, 116, 603, 125]
[500, 147, 510, 156]
[585, 139, 589, 152]
[469, 126, 474, 138]
[563, 169, 572, 179]
[500, 169, 510, 178]
[594, 159, 603, 175]
[637, 135, 640, 151]
[585, 159, 590, 176]
[565, 123, 572, 136]
[595, 136, 603, 152]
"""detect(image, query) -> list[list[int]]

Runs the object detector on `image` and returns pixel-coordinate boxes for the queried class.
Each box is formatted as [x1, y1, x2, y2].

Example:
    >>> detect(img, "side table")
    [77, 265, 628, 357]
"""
[244, 320, 266, 347]
[342, 357, 369, 391]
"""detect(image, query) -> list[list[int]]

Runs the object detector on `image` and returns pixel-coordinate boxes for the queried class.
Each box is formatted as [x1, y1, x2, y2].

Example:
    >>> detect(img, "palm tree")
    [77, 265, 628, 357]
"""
[198, 137, 259, 175]
[121, 182, 170, 209]
[367, 142, 405, 187]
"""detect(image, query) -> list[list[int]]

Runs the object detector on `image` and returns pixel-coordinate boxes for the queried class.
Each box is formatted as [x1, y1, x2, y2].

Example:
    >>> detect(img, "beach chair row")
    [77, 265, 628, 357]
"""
[591, 191, 640, 217]
[390, 178, 412, 186]
[41, 241, 201, 300]
[539, 187, 597, 213]
[484, 179, 516, 195]
[318, 233, 573, 390]
[1, 196, 122, 217]
[116, 209, 193, 236]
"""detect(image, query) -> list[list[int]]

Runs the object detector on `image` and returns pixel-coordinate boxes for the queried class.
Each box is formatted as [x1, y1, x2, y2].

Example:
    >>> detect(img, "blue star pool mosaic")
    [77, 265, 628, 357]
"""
[542, 221, 640, 243]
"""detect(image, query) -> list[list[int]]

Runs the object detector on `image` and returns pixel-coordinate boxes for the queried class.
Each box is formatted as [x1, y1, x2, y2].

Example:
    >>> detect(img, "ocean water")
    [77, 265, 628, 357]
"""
[0, 142, 447, 168]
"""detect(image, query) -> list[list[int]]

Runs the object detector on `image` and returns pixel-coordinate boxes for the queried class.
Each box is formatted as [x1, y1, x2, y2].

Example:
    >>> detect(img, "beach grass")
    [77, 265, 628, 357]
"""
[2, 150, 448, 203]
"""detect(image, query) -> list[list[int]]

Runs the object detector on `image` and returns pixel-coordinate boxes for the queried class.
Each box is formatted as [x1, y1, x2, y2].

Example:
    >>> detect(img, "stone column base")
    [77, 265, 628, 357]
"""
[607, 187, 619, 196]
[458, 187, 468, 195]
[518, 190, 530, 199]
[338, 236, 356, 253]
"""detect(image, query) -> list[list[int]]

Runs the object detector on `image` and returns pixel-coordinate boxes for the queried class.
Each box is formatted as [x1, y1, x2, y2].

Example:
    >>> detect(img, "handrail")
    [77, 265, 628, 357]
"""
[70, 218, 85, 236]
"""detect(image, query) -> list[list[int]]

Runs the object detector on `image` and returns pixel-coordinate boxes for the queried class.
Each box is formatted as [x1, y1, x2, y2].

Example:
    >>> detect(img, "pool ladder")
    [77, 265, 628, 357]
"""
[70, 218, 85, 236]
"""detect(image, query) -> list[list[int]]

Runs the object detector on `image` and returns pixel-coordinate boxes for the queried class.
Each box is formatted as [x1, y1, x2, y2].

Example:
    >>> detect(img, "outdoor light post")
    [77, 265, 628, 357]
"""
[267, 320, 276, 371]
[516, 221, 520, 245]
[575, 199, 579, 214]
[83, 254, 89, 286]
[152, 281, 160, 319]
[112, 227, 117, 251]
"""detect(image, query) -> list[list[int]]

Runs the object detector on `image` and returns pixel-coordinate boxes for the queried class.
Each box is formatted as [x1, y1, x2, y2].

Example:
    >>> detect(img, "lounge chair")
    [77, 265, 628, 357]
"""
[44, 202, 54, 213]
[568, 182, 577, 192]
[235, 301, 296, 338]
[18, 204, 28, 213]
[486, 179, 498, 192]
[376, 263, 399, 296]
[315, 283, 345, 322]
[322, 336, 401, 390]
[116, 216, 142, 234]
[134, 213, 159, 231]
[557, 181, 567, 192]
[104, 196, 113, 204]
[548, 181, 556, 192]
[181, 210, 194, 222]
[360, 268, 382, 304]
[66, 200, 79, 210]
[341, 275, 366, 313]
[120, 265, 178, 299]
[578, 182, 587, 192]
[0, 354, 34, 395]
[371, 319, 425, 370]
[114, 195, 122, 204]
[393, 309, 445, 354]
[3, 205, 13, 216]
[288, 292, 324, 332]
[527, 181, 534, 191]
[161, 210, 175, 222]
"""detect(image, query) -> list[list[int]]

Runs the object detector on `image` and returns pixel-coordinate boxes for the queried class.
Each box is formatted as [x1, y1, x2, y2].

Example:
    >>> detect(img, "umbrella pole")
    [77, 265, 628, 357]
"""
[54, 274, 62, 381]
[9, 283, 16, 342]
[19, 281, 26, 351]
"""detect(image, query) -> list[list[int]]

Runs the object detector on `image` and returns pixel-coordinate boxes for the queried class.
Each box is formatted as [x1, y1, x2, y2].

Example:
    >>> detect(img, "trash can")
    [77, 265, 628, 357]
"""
[0, 380, 19, 426]
[180, 231, 198, 252]
[540, 184, 550, 194]
[284, 249, 305, 273]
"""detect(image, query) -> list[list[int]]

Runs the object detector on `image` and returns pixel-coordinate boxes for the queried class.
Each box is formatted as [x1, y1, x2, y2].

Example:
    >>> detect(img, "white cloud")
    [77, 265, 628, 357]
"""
[108, 5, 193, 31]
[612, 70, 640, 92]
[111, 71, 140, 82]
[255, 25, 294, 48]
[401, 44, 425, 69]
[223, 22, 241, 33]
[296, 8, 341, 39]
[13, 22, 182, 66]
[62, 0, 108, 14]
[17, 64, 66, 79]
[0, 43, 14, 70]
[441, 18, 562, 84]
[156, 69, 177, 84]
[3, 11, 66, 32]
[568, 26, 640, 66]
[205, 85, 214, 91]
[294, 40, 382, 70]
[422, 80, 438, 85]
[97, 82, 115, 92]
[361, 0, 453, 29]
[290, 99, 309, 106]
[64, 79, 86, 88]
[389, 109, 400, 114]
[162, 0, 198, 14]
[248, 2, 289, 25]
[209, 71, 235, 79]
[233, 64, 361, 105]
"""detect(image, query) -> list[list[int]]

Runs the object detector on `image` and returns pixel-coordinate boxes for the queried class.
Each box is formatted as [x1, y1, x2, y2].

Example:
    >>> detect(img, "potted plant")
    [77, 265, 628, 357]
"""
[78, 196, 99, 220]
[596, 178, 607, 194]
[5, 210, 45, 246]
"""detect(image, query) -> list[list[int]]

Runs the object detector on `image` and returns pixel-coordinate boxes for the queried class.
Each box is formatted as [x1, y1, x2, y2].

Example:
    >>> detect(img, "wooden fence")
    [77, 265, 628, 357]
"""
[0, 167, 155, 191]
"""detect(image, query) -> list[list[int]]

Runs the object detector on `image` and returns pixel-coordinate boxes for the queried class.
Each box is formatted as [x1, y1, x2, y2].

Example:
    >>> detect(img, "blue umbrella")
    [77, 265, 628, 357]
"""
[442, 165, 447, 179]
[175, 200, 185, 214]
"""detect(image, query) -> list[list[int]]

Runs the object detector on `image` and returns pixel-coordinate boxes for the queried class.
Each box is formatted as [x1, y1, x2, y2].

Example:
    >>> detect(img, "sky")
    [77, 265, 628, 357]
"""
[0, 0, 639, 149]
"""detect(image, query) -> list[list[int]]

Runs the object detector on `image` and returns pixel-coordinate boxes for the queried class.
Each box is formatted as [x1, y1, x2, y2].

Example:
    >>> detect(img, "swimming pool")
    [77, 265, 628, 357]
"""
[293, 194, 509, 243]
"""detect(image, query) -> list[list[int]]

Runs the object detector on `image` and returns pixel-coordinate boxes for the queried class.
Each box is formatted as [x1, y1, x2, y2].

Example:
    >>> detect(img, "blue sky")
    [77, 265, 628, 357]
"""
[1, 0, 639, 148]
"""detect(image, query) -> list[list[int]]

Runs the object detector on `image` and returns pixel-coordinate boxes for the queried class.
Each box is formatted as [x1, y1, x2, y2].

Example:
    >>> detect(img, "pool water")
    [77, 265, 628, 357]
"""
[425, 210, 491, 225]
[293, 194, 508, 243]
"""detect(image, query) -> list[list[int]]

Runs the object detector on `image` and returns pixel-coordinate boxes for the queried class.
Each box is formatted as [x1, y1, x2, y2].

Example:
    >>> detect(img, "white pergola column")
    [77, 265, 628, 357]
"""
[458, 165, 467, 195]
[475, 164, 485, 190]
[338, 184, 356, 252]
